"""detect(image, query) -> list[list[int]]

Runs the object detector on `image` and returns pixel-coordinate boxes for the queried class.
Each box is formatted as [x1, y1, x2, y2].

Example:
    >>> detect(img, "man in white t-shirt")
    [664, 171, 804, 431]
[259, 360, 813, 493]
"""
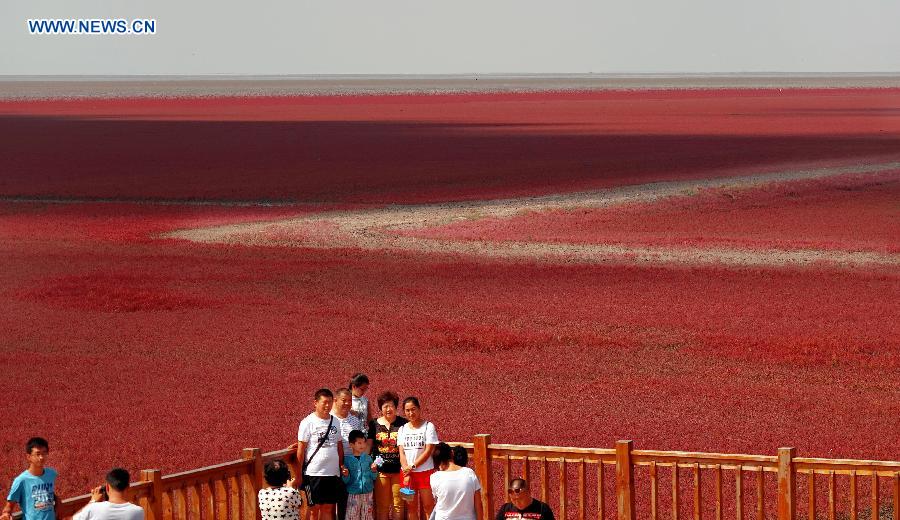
[297, 388, 348, 520]
[73, 468, 144, 520]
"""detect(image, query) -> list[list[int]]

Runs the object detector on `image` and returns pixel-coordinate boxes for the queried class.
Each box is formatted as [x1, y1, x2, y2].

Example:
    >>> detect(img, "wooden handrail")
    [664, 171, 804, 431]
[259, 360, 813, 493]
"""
[261, 447, 293, 460]
[11, 437, 899, 520]
[794, 457, 900, 477]
[488, 443, 616, 456]
[161, 459, 254, 487]
[634, 449, 778, 463]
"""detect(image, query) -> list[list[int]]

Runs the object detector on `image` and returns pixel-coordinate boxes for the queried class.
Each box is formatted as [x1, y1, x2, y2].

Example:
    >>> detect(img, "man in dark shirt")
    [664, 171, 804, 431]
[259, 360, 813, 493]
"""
[495, 478, 554, 520]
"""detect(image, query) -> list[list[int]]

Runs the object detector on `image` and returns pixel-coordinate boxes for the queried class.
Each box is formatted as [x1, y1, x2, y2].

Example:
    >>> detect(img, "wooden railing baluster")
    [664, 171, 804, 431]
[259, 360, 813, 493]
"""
[213, 477, 227, 520]
[714, 465, 721, 520]
[808, 471, 815, 520]
[202, 482, 214, 520]
[559, 458, 567, 520]
[578, 459, 586, 520]
[227, 474, 240, 520]
[673, 462, 680, 520]
[828, 471, 835, 520]
[238, 470, 256, 520]
[541, 457, 549, 504]
[187, 484, 200, 520]
[174, 487, 188, 520]
[693, 463, 701, 520]
[598, 462, 605, 520]
[871, 472, 879, 520]
[162, 489, 174, 520]
[894, 472, 899, 520]
[756, 466, 764, 520]
[503, 454, 511, 493]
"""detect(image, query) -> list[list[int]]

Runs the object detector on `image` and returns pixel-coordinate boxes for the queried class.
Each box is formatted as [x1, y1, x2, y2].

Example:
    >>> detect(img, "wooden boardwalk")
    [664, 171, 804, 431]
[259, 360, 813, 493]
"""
[32, 435, 900, 520]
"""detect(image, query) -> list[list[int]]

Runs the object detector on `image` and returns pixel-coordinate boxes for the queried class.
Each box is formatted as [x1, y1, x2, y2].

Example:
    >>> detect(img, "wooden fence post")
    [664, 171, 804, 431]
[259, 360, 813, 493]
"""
[140, 469, 163, 520]
[241, 448, 264, 520]
[474, 434, 493, 518]
[616, 440, 636, 520]
[242, 448, 265, 491]
[777, 448, 796, 520]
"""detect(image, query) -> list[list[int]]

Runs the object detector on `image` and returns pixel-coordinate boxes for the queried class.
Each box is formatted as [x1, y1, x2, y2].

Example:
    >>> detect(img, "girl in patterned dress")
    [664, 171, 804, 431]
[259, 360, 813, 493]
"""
[258, 460, 303, 520]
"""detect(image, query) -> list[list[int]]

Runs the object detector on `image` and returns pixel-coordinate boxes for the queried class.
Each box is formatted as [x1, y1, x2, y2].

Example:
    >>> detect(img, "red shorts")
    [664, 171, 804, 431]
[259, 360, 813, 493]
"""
[406, 468, 435, 490]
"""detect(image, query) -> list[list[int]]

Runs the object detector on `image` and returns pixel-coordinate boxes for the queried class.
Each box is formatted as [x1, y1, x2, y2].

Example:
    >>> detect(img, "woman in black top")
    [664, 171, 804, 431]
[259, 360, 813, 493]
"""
[368, 391, 408, 520]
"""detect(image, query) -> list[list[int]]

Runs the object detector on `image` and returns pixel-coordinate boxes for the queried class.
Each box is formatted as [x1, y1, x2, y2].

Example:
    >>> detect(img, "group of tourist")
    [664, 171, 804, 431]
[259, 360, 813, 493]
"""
[273, 373, 556, 520]
[1, 437, 144, 520]
[1, 373, 554, 520]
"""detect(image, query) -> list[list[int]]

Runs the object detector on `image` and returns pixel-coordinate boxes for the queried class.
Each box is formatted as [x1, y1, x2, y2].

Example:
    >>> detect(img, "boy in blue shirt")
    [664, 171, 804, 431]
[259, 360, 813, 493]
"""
[2, 437, 58, 520]
[341, 430, 377, 520]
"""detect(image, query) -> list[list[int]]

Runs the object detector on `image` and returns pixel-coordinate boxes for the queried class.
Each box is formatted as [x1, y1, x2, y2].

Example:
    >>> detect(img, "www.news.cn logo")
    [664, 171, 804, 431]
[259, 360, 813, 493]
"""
[28, 19, 156, 35]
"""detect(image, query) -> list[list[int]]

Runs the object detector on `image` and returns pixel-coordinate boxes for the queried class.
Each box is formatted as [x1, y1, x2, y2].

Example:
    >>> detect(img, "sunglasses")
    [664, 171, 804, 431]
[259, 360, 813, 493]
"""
[508, 488, 525, 493]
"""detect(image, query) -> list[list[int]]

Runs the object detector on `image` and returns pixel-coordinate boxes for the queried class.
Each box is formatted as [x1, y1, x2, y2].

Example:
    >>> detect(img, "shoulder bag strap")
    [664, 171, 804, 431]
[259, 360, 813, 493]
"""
[303, 415, 334, 472]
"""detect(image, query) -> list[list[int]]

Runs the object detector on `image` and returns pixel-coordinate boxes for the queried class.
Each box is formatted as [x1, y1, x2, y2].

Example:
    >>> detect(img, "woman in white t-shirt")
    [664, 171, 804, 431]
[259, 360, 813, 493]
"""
[397, 397, 439, 520]
[430, 443, 482, 520]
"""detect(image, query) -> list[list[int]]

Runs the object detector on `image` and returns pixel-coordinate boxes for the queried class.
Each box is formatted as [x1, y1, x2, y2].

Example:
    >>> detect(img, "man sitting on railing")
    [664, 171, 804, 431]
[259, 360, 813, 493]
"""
[71, 469, 144, 520]
[494, 479, 554, 520]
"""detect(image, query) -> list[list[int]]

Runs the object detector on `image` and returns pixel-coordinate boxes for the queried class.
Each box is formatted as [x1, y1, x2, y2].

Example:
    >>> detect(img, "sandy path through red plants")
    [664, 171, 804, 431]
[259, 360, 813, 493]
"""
[411, 172, 900, 253]
[167, 163, 900, 268]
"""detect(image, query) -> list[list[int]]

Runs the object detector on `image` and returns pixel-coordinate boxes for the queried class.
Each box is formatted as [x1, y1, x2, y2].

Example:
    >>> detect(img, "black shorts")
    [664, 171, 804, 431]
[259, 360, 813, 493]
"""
[304, 475, 345, 506]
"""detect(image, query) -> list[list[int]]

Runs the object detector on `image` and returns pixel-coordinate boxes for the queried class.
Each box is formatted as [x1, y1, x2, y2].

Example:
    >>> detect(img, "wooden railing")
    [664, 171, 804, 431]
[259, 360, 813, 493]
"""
[469, 436, 900, 520]
[21, 436, 899, 520]
[37, 448, 270, 520]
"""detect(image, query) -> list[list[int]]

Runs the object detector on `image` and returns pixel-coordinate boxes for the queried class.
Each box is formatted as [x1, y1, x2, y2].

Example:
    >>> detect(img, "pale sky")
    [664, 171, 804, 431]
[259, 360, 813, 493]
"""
[2, 0, 899, 75]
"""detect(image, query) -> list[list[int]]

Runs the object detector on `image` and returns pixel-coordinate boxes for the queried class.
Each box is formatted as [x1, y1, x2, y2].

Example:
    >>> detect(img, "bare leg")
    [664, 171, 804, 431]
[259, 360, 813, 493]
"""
[406, 492, 419, 520]
[313, 504, 335, 520]
[418, 489, 434, 520]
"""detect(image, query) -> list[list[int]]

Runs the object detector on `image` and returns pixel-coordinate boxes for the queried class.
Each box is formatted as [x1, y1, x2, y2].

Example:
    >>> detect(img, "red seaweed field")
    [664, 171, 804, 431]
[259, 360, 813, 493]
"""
[0, 89, 898, 497]
[3, 89, 900, 203]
